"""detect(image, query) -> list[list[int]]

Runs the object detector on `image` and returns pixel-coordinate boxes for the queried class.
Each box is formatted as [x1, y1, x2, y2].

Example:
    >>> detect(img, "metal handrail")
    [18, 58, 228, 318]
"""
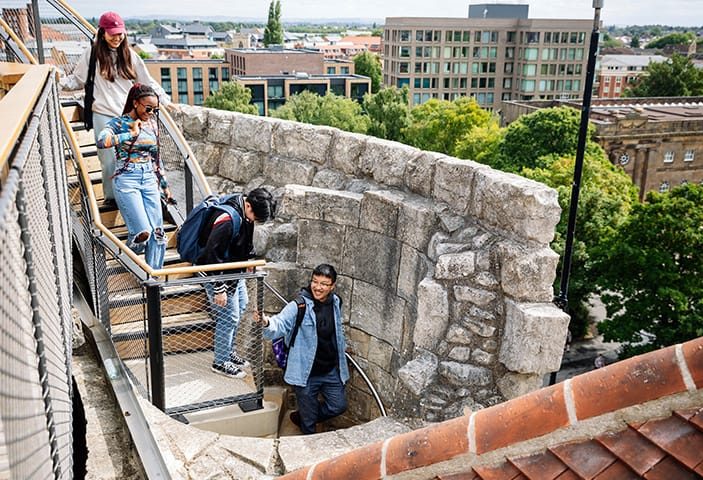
[263, 280, 388, 417]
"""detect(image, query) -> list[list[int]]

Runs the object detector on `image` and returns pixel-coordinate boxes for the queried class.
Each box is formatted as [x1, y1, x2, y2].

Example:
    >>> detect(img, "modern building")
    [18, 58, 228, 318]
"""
[596, 54, 667, 98]
[149, 37, 220, 60]
[145, 58, 230, 105]
[225, 47, 325, 76]
[235, 73, 371, 116]
[501, 97, 703, 199]
[324, 58, 354, 75]
[382, 4, 593, 110]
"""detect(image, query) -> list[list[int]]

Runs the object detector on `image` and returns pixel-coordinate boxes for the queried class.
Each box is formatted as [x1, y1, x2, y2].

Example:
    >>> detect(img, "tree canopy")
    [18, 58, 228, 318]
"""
[595, 183, 703, 357]
[204, 81, 259, 115]
[362, 86, 411, 142]
[353, 51, 382, 93]
[645, 31, 695, 49]
[403, 97, 492, 156]
[263, 0, 283, 46]
[271, 91, 369, 133]
[624, 54, 703, 97]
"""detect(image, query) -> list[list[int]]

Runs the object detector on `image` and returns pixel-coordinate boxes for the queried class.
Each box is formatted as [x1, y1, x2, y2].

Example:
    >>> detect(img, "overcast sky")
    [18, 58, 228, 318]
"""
[67, 0, 703, 26]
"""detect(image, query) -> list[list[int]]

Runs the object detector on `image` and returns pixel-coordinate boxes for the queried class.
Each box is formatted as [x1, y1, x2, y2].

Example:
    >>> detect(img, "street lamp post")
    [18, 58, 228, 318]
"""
[550, 0, 603, 385]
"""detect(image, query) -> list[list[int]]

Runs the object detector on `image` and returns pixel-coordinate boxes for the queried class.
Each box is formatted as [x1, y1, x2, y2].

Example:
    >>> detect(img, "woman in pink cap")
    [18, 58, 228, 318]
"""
[60, 11, 172, 208]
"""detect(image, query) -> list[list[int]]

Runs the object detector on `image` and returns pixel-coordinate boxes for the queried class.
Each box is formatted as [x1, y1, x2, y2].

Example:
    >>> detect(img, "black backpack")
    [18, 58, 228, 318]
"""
[83, 44, 97, 131]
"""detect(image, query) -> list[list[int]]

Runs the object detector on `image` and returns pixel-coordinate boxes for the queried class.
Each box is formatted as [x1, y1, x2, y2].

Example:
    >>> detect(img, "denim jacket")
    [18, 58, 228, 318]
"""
[263, 293, 349, 387]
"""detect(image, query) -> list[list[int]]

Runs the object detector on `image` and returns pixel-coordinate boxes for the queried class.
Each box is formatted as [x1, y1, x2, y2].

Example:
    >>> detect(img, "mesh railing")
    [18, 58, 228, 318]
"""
[0, 69, 73, 479]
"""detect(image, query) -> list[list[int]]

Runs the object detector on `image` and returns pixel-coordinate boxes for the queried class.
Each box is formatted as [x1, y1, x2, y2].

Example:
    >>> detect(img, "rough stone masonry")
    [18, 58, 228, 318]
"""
[172, 105, 570, 424]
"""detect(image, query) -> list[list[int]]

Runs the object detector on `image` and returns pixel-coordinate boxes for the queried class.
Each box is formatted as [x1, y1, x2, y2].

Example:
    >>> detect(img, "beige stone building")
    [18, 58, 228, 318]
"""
[501, 97, 703, 199]
[382, 13, 593, 110]
[145, 59, 231, 105]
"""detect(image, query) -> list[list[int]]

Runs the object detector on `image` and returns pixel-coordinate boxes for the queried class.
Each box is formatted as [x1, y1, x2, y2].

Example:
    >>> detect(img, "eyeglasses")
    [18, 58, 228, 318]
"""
[139, 102, 159, 114]
[311, 279, 334, 288]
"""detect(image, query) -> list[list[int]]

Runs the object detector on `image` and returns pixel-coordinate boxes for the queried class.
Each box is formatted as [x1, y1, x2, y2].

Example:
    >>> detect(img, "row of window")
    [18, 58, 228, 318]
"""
[394, 45, 585, 62]
[160, 66, 230, 105]
[659, 178, 700, 193]
[388, 29, 587, 45]
[619, 150, 696, 166]
[411, 91, 496, 106]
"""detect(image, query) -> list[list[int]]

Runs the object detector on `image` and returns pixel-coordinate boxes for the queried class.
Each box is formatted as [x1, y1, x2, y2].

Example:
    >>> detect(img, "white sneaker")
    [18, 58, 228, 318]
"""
[230, 352, 250, 368]
[211, 361, 246, 379]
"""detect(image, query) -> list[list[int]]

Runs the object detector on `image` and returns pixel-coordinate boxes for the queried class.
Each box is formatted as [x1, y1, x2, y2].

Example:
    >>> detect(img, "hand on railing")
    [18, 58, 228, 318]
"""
[252, 309, 270, 327]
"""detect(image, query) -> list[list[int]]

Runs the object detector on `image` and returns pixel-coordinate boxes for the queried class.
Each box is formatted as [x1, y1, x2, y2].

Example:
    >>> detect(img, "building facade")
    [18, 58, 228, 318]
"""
[596, 54, 667, 99]
[225, 48, 325, 76]
[501, 97, 703, 199]
[235, 73, 371, 116]
[145, 59, 230, 105]
[382, 15, 593, 110]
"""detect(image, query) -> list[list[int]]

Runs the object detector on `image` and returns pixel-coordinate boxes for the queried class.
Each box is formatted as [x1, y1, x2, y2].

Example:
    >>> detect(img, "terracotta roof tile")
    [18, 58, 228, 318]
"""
[508, 450, 567, 479]
[550, 440, 616, 479]
[685, 408, 703, 430]
[643, 456, 700, 479]
[593, 461, 639, 480]
[474, 384, 568, 454]
[637, 416, 703, 470]
[311, 441, 382, 480]
[471, 462, 524, 480]
[682, 338, 703, 388]
[596, 426, 666, 475]
[435, 473, 479, 480]
[571, 345, 686, 420]
[554, 470, 581, 479]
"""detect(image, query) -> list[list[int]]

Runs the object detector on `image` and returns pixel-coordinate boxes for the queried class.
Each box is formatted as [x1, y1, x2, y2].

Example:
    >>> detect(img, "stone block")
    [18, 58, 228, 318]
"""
[347, 178, 381, 193]
[397, 196, 437, 252]
[397, 350, 438, 396]
[330, 131, 367, 175]
[471, 168, 561, 245]
[263, 156, 316, 187]
[405, 152, 441, 197]
[231, 113, 275, 153]
[296, 220, 346, 269]
[217, 147, 264, 184]
[261, 262, 300, 313]
[498, 242, 559, 302]
[438, 361, 492, 387]
[358, 138, 419, 188]
[496, 372, 543, 400]
[368, 337, 395, 372]
[312, 169, 348, 190]
[471, 348, 495, 366]
[434, 204, 465, 233]
[190, 141, 224, 176]
[413, 278, 449, 351]
[445, 324, 472, 344]
[432, 157, 487, 215]
[448, 346, 472, 362]
[349, 280, 406, 349]
[341, 228, 401, 290]
[499, 300, 570, 374]
[180, 104, 208, 139]
[280, 185, 361, 227]
[359, 190, 405, 236]
[435, 251, 476, 279]
[397, 244, 429, 305]
[206, 109, 235, 144]
[463, 319, 496, 338]
[347, 327, 371, 357]
[272, 121, 334, 165]
[453, 286, 497, 307]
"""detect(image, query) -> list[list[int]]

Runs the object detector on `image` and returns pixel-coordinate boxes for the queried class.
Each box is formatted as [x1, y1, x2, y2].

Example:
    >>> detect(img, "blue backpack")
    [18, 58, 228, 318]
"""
[176, 194, 242, 264]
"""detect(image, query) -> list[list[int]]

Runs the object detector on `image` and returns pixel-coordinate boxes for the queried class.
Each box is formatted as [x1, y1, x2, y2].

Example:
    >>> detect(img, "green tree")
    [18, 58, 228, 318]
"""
[271, 91, 369, 133]
[601, 33, 624, 48]
[353, 51, 382, 93]
[523, 153, 638, 337]
[630, 35, 640, 48]
[403, 97, 492, 156]
[595, 183, 703, 357]
[624, 53, 703, 97]
[263, 0, 283, 46]
[495, 106, 596, 172]
[137, 51, 151, 60]
[204, 81, 259, 115]
[645, 31, 695, 49]
[362, 86, 410, 141]
[454, 118, 503, 164]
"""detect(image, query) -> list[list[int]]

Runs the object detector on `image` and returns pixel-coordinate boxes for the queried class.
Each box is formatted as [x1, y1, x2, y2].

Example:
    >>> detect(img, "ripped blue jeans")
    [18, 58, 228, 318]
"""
[113, 162, 166, 270]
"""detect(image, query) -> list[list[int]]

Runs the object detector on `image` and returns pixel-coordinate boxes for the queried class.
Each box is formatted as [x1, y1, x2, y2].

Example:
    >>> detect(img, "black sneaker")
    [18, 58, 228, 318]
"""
[289, 410, 301, 428]
[211, 361, 246, 379]
[230, 352, 250, 368]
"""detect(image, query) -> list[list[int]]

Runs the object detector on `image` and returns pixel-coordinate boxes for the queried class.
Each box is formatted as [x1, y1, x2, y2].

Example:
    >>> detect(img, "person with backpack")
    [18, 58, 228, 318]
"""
[96, 83, 172, 269]
[195, 188, 276, 379]
[254, 264, 349, 434]
[60, 11, 171, 207]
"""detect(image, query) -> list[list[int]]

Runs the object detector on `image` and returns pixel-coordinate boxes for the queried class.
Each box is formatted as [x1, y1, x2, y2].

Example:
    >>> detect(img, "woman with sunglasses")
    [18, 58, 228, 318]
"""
[60, 11, 172, 208]
[97, 83, 172, 270]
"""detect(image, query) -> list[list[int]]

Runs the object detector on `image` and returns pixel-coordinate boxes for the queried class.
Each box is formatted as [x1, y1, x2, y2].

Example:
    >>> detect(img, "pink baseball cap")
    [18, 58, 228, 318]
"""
[98, 11, 126, 36]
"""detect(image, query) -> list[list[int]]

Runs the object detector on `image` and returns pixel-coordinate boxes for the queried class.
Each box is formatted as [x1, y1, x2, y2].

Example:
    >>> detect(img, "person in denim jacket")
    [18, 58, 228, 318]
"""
[256, 264, 349, 434]
[97, 83, 172, 269]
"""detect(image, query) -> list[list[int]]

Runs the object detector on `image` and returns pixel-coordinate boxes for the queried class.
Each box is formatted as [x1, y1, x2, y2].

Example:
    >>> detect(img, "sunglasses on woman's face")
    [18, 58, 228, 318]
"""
[139, 102, 159, 114]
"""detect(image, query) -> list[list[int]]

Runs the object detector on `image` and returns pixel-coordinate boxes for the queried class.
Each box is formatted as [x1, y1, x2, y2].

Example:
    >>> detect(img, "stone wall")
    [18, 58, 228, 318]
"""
[171, 105, 570, 425]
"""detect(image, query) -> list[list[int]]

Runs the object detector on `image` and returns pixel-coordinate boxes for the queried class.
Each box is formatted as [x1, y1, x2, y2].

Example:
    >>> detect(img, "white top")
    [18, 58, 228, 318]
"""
[60, 46, 170, 118]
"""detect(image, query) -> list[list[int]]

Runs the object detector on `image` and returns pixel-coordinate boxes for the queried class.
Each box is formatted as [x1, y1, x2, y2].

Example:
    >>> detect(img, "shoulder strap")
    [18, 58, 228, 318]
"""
[87, 44, 97, 84]
[288, 295, 307, 349]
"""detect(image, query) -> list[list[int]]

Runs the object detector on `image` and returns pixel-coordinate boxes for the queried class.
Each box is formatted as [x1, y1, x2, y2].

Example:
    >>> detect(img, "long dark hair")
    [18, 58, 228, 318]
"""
[95, 27, 136, 82]
[122, 83, 157, 115]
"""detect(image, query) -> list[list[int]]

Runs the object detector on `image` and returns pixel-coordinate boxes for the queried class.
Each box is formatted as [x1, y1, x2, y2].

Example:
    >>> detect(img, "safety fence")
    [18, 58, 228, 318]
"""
[0, 66, 73, 479]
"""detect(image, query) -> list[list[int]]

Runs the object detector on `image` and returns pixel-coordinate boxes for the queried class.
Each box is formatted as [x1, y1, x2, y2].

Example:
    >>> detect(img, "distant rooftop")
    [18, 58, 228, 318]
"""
[227, 47, 321, 54]
[468, 2, 529, 19]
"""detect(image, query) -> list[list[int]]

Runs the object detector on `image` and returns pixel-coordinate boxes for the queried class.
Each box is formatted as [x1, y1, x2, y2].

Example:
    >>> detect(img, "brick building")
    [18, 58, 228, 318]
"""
[225, 47, 324, 76]
[596, 54, 667, 99]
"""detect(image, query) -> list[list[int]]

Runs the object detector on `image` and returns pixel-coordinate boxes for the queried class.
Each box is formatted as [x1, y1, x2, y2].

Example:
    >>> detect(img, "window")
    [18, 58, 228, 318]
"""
[160, 67, 172, 96]
[684, 150, 695, 162]
[327, 67, 336, 74]
[505, 47, 515, 59]
[521, 79, 535, 92]
[268, 85, 284, 98]
[340, 67, 349, 74]
[524, 48, 539, 61]
[177, 67, 188, 101]
[659, 181, 670, 193]
[208, 67, 219, 93]
[399, 62, 409, 73]
[400, 46, 410, 57]
[400, 30, 410, 41]
[619, 153, 630, 166]
[526, 32, 540, 43]
[415, 30, 424, 41]
[222, 68, 229, 82]
[507, 31, 516, 43]
[664, 151, 674, 163]
[523, 64, 537, 76]
[192, 67, 203, 105]
[503, 78, 512, 89]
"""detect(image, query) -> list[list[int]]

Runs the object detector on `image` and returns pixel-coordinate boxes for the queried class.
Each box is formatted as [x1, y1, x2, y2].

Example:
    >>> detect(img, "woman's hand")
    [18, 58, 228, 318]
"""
[129, 119, 142, 138]
[252, 309, 269, 327]
[214, 291, 227, 307]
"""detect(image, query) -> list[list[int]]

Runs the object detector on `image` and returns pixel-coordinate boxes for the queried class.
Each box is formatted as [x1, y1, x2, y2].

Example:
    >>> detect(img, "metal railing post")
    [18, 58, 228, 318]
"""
[185, 165, 194, 214]
[146, 284, 165, 411]
[30, 0, 45, 64]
